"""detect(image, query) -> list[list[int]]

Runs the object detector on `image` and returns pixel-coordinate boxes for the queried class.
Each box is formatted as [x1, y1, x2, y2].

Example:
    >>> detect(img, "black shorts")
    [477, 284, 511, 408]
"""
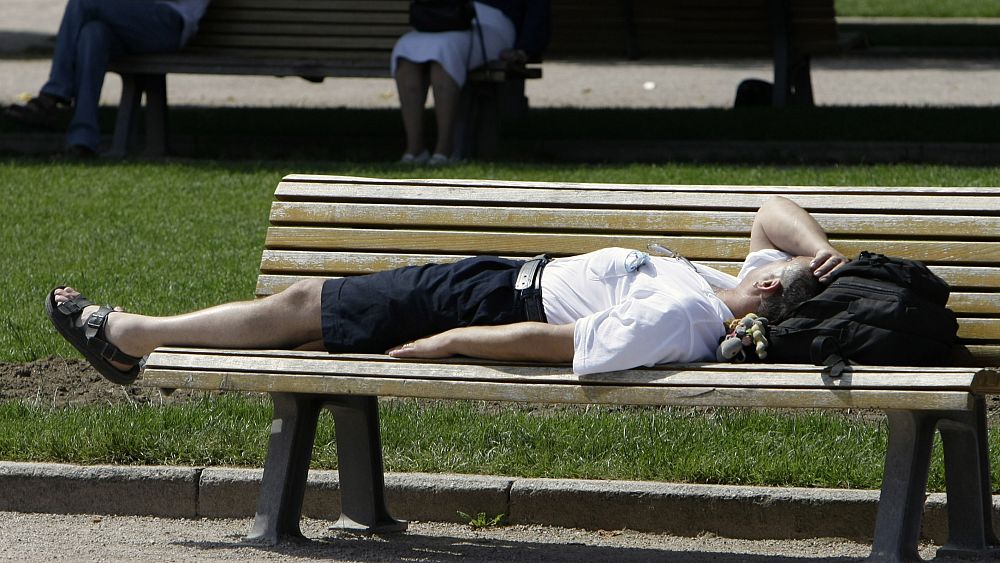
[321, 257, 529, 353]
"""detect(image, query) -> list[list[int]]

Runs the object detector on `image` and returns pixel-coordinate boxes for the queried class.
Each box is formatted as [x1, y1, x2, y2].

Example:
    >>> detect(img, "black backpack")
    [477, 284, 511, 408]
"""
[766, 251, 959, 371]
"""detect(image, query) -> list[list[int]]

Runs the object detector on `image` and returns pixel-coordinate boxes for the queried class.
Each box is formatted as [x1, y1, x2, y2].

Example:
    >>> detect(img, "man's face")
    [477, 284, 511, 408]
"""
[741, 256, 812, 289]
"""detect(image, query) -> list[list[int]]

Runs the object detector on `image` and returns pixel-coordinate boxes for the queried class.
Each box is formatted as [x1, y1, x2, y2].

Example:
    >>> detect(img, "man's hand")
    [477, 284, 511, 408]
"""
[386, 332, 454, 359]
[810, 247, 848, 283]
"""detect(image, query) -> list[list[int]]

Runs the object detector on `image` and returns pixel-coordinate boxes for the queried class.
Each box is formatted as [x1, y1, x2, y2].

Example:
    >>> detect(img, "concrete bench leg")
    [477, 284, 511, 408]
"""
[868, 409, 937, 563]
[454, 77, 529, 160]
[869, 403, 1000, 563]
[246, 393, 324, 545]
[109, 73, 168, 157]
[142, 74, 168, 156]
[936, 397, 1000, 559]
[768, 0, 814, 108]
[325, 395, 407, 533]
[110, 73, 143, 158]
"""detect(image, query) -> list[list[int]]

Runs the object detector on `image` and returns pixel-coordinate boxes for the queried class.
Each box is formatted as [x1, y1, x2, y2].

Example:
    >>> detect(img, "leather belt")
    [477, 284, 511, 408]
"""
[514, 254, 550, 322]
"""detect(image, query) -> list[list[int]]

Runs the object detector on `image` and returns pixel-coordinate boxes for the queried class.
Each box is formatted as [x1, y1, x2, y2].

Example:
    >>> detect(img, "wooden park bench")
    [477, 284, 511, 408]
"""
[548, 0, 866, 107]
[106, 0, 541, 157]
[138, 176, 999, 562]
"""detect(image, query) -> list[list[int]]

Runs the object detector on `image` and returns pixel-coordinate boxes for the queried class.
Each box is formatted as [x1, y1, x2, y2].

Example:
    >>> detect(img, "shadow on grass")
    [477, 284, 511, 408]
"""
[2, 104, 999, 163]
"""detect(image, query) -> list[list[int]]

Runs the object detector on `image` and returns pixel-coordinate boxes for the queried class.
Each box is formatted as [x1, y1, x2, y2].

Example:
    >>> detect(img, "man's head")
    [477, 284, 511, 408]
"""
[746, 256, 823, 323]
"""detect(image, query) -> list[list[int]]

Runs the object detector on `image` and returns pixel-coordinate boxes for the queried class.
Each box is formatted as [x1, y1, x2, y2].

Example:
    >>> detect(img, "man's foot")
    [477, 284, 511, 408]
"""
[3, 93, 68, 130]
[45, 286, 143, 385]
[399, 150, 429, 165]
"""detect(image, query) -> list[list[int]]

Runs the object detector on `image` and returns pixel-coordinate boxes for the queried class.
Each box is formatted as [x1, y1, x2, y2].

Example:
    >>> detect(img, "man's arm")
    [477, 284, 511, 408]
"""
[749, 196, 846, 282]
[387, 322, 575, 362]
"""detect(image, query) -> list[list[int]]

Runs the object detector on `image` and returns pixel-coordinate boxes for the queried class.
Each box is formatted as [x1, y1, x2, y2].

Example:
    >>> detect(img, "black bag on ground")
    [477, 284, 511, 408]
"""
[766, 251, 959, 368]
[410, 0, 475, 32]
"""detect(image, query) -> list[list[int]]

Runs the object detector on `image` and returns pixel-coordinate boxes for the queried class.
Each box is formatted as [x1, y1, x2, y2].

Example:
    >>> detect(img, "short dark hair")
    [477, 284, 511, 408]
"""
[757, 261, 822, 323]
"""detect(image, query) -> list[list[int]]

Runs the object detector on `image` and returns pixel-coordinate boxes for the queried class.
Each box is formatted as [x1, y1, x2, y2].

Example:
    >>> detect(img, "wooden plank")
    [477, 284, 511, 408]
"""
[273, 182, 1000, 213]
[959, 319, 1000, 341]
[279, 175, 1000, 196]
[263, 227, 1000, 264]
[948, 293, 1000, 314]
[209, 0, 408, 10]
[268, 201, 1000, 239]
[150, 346, 997, 373]
[196, 22, 409, 36]
[143, 351, 992, 391]
[190, 35, 396, 49]
[138, 368, 976, 411]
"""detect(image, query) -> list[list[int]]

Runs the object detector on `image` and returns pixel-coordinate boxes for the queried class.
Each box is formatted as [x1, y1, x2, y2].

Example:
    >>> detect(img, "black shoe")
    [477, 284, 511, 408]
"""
[4, 94, 68, 130]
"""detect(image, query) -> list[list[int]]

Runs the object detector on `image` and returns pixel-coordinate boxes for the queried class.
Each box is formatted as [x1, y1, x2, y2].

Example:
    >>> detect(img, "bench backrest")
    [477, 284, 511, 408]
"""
[257, 176, 1000, 367]
[548, 0, 841, 59]
[114, 0, 410, 77]
[117, 0, 842, 72]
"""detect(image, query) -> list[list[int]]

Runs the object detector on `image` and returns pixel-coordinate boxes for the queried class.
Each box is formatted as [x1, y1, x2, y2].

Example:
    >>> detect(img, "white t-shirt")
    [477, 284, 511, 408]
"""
[541, 247, 792, 375]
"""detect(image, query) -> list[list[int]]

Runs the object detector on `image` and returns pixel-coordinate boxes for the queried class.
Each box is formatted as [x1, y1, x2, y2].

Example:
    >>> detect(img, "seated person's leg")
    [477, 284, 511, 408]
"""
[395, 58, 431, 161]
[428, 62, 460, 162]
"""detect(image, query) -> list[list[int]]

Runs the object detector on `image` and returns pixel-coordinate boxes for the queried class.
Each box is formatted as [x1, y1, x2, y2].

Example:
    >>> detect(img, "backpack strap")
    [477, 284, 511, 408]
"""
[810, 335, 849, 378]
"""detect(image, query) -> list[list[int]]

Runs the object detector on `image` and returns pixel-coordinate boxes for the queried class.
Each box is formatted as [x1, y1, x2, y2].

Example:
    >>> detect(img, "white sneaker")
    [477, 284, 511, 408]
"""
[399, 150, 429, 164]
[427, 153, 454, 166]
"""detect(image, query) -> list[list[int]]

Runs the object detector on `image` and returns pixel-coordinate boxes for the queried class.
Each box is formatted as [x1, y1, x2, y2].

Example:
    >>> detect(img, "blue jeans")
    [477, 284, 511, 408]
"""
[41, 0, 183, 151]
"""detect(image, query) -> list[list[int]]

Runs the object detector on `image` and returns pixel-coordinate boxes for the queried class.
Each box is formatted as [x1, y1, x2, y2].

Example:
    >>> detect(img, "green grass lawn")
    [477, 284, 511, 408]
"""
[0, 396, 936, 491]
[2, 157, 996, 490]
[838, 0, 1000, 18]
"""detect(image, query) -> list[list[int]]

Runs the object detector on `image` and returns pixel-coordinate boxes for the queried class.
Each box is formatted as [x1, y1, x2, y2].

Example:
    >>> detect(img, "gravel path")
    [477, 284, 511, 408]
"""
[0, 511, 951, 562]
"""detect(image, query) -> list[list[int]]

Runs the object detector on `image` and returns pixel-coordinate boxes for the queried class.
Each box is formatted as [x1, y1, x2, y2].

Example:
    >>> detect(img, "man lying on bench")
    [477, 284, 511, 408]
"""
[47, 196, 846, 383]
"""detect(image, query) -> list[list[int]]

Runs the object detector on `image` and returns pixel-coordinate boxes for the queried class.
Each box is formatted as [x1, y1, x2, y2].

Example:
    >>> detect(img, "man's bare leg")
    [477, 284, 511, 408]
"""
[53, 279, 325, 371]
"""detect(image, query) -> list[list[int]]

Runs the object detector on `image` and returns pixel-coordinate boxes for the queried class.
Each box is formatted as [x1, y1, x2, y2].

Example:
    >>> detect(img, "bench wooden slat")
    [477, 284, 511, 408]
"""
[263, 227, 1000, 264]
[209, 0, 409, 10]
[273, 182, 1000, 213]
[958, 319, 1000, 341]
[268, 202, 1000, 239]
[191, 35, 397, 49]
[197, 22, 409, 36]
[200, 10, 408, 24]
[143, 350, 997, 390]
[139, 367, 978, 411]
[282, 175, 1000, 196]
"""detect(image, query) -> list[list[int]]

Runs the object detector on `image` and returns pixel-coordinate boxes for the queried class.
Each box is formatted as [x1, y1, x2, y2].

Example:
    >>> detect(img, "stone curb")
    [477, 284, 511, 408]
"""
[0, 461, 972, 543]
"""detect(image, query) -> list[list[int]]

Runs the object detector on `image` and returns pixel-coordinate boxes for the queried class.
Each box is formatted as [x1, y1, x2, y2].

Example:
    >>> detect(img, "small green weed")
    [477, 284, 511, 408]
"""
[457, 511, 507, 529]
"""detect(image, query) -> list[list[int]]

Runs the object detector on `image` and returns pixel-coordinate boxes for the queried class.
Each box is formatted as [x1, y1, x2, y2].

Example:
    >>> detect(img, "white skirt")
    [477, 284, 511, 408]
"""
[391, 2, 516, 88]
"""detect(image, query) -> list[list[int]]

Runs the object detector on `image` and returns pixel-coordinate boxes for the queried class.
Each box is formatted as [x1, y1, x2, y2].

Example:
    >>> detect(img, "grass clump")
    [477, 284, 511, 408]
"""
[0, 395, 270, 466]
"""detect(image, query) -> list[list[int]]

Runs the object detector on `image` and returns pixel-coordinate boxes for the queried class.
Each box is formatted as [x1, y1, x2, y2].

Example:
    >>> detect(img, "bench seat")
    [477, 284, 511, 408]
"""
[138, 176, 1000, 562]
[144, 350, 999, 412]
